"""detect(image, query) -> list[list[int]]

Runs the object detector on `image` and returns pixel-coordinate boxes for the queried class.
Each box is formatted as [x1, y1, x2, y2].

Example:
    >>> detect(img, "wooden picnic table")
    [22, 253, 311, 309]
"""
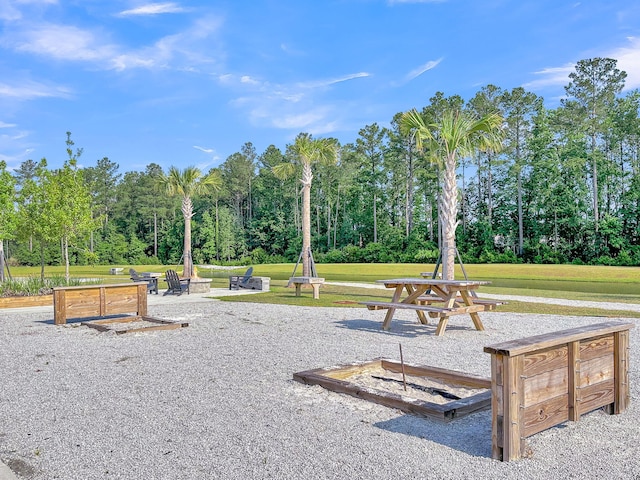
[361, 278, 503, 336]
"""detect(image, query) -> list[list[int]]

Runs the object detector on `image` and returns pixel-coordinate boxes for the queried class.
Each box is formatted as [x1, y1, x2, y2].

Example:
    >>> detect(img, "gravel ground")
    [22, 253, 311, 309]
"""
[1, 294, 639, 480]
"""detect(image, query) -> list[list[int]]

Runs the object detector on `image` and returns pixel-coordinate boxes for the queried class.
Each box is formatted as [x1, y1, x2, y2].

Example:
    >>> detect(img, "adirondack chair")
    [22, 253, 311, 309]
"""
[229, 267, 254, 290]
[129, 268, 158, 294]
[164, 269, 190, 296]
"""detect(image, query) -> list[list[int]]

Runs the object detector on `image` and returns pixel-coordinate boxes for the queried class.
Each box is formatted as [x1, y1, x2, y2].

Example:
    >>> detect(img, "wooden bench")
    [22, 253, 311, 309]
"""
[289, 276, 324, 299]
[484, 321, 633, 461]
[363, 301, 457, 315]
[53, 283, 188, 334]
[416, 294, 506, 309]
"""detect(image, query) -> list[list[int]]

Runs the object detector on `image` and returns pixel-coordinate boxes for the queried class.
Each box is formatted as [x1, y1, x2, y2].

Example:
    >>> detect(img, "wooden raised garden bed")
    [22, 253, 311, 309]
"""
[294, 358, 492, 422]
[0, 295, 53, 309]
[53, 283, 188, 335]
[484, 321, 634, 461]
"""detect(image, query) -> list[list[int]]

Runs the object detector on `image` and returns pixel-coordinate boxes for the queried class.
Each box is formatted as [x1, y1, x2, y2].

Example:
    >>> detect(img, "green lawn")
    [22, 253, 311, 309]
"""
[6, 262, 640, 317]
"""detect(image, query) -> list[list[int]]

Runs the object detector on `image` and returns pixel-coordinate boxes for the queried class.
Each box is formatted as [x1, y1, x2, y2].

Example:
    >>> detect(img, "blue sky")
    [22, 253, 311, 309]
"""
[1, 1, 639, 173]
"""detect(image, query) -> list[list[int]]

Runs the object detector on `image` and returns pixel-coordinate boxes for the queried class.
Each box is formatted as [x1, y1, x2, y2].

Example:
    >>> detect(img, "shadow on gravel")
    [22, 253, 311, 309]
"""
[4, 456, 38, 478]
[334, 318, 471, 338]
[373, 412, 493, 458]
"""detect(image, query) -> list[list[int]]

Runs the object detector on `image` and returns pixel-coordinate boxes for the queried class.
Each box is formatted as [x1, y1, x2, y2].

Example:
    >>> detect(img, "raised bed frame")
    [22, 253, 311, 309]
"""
[484, 321, 633, 461]
[53, 283, 188, 334]
[294, 358, 492, 422]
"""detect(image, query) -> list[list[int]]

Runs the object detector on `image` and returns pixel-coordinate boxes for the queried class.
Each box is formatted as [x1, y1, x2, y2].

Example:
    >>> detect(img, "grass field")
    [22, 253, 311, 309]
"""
[5, 262, 640, 317]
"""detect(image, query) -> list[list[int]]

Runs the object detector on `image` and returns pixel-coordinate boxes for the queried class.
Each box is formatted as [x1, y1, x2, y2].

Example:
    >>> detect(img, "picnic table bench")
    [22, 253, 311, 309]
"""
[361, 278, 503, 336]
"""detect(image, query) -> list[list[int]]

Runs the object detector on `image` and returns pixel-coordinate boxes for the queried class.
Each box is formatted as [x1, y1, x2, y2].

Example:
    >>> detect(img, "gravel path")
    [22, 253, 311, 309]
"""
[1, 293, 639, 479]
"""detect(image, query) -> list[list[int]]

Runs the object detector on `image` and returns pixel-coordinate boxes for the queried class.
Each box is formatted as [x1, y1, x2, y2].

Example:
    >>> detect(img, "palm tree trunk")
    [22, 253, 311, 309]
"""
[182, 196, 194, 278]
[301, 163, 312, 277]
[441, 154, 459, 280]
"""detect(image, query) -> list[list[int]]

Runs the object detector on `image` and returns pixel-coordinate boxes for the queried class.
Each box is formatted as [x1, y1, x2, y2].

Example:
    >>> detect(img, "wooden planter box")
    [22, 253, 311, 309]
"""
[0, 295, 53, 309]
[53, 283, 188, 334]
[484, 321, 633, 461]
[294, 358, 491, 422]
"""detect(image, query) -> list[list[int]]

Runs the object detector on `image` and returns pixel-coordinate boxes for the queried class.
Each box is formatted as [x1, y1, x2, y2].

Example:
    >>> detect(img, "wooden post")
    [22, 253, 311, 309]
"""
[53, 289, 67, 325]
[137, 283, 148, 316]
[567, 340, 580, 421]
[490, 353, 505, 461]
[614, 329, 630, 414]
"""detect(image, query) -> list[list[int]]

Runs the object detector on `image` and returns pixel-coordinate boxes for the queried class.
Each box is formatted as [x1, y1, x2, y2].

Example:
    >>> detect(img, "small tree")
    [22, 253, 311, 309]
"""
[0, 161, 16, 282]
[157, 166, 222, 278]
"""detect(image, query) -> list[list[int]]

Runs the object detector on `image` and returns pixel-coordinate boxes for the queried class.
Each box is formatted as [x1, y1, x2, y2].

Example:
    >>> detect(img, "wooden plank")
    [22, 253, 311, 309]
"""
[523, 394, 570, 437]
[53, 289, 66, 325]
[360, 301, 453, 314]
[318, 360, 384, 380]
[523, 367, 568, 406]
[138, 283, 148, 316]
[0, 295, 53, 309]
[523, 345, 568, 377]
[103, 285, 140, 315]
[568, 341, 580, 420]
[579, 354, 614, 387]
[490, 354, 505, 460]
[580, 335, 614, 361]
[293, 360, 491, 422]
[579, 378, 615, 414]
[65, 289, 102, 318]
[380, 360, 492, 389]
[503, 355, 524, 461]
[99, 285, 105, 316]
[81, 315, 189, 334]
[614, 330, 630, 413]
[484, 322, 634, 357]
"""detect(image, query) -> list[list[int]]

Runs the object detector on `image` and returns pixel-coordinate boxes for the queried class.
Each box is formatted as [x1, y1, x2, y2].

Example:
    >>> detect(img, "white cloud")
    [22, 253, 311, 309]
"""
[522, 63, 575, 90]
[193, 145, 214, 154]
[522, 37, 640, 93]
[0, 80, 71, 99]
[118, 3, 187, 16]
[7, 23, 116, 62]
[220, 71, 369, 134]
[298, 72, 370, 89]
[0, 121, 17, 128]
[2, 15, 223, 72]
[606, 36, 640, 90]
[405, 58, 442, 81]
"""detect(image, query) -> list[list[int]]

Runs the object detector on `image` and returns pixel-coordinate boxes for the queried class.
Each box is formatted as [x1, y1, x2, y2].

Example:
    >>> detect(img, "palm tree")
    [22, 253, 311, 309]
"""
[401, 108, 504, 280]
[157, 166, 222, 278]
[273, 133, 339, 277]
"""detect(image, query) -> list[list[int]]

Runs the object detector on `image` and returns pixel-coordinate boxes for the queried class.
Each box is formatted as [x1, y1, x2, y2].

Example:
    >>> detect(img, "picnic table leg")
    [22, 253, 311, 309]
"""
[434, 316, 450, 336]
[460, 291, 485, 331]
[404, 285, 429, 325]
[434, 290, 458, 336]
[311, 283, 320, 299]
[382, 285, 404, 330]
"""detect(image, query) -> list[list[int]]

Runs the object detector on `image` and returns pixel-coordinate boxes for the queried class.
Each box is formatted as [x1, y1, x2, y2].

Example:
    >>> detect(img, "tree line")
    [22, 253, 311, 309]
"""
[1, 57, 639, 276]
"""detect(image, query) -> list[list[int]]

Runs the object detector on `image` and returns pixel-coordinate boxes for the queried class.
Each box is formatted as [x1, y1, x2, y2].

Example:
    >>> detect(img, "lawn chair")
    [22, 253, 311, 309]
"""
[229, 267, 254, 290]
[164, 269, 190, 296]
[129, 268, 158, 294]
